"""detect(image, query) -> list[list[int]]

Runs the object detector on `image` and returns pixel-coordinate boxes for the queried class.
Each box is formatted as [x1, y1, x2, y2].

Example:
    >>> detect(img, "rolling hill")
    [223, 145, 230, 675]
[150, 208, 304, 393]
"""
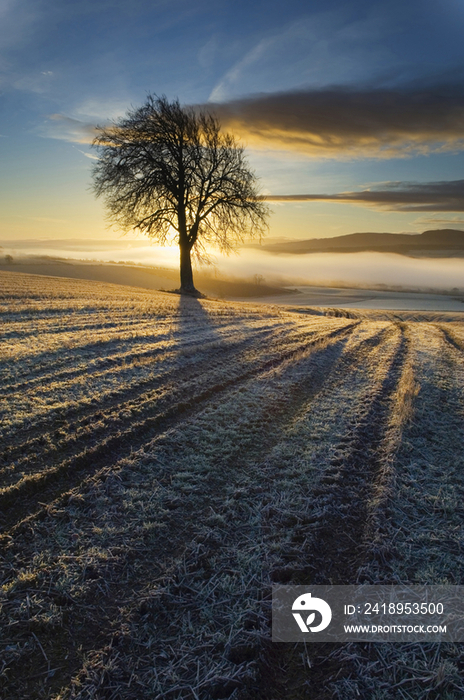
[258, 228, 464, 255]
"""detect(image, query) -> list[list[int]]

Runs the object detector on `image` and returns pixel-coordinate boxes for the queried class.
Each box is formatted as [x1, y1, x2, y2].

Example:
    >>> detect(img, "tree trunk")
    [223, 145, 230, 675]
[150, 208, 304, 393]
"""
[179, 241, 197, 295]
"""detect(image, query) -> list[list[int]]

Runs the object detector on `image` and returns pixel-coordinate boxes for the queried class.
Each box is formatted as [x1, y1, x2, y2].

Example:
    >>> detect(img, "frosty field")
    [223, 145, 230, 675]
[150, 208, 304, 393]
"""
[1, 270, 464, 700]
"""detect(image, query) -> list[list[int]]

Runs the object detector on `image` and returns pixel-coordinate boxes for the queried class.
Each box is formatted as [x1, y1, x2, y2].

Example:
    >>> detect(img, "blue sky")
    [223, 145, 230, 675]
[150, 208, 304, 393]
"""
[1, 0, 464, 242]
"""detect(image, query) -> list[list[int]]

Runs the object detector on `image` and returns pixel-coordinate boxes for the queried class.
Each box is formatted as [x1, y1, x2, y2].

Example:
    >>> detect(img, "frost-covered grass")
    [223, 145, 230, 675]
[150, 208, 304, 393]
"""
[1, 271, 464, 699]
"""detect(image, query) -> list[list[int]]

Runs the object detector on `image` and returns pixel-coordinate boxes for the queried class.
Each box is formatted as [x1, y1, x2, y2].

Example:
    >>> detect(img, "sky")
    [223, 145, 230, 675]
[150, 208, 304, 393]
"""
[1, 0, 464, 250]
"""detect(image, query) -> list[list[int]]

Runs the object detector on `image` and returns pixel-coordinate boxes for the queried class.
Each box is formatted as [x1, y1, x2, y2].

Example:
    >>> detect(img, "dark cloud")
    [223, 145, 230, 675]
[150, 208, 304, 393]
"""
[266, 180, 464, 212]
[207, 83, 464, 157]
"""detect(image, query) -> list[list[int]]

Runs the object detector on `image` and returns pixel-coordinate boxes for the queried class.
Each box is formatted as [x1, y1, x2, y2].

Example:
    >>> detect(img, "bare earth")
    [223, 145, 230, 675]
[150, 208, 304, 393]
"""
[1, 270, 464, 699]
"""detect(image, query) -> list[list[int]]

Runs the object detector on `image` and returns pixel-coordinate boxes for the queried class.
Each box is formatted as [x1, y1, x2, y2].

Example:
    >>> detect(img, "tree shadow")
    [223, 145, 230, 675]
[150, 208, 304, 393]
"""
[173, 292, 224, 345]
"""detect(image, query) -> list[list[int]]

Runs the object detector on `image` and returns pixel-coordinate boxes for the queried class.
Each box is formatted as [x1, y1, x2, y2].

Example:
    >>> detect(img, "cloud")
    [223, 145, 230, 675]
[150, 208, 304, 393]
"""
[38, 114, 99, 143]
[72, 146, 99, 160]
[266, 180, 464, 212]
[205, 83, 464, 158]
[208, 8, 396, 103]
[413, 215, 464, 227]
[209, 38, 275, 102]
[13, 69, 55, 94]
[73, 97, 131, 121]
[198, 36, 219, 70]
[27, 216, 69, 224]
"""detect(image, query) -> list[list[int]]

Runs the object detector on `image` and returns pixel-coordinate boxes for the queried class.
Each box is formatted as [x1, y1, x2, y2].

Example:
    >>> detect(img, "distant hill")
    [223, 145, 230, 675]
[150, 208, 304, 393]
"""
[258, 229, 464, 255]
[0, 258, 297, 299]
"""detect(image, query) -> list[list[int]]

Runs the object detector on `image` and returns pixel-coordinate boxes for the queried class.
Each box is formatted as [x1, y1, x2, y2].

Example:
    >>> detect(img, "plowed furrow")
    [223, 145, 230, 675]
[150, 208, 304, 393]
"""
[0, 314, 149, 341]
[252, 323, 412, 700]
[0, 328, 300, 485]
[438, 324, 464, 354]
[40, 323, 397, 700]
[315, 323, 464, 699]
[306, 327, 408, 583]
[0, 320, 276, 396]
[0, 321, 300, 439]
[2, 310, 264, 367]
[0, 316, 227, 381]
[0, 323, 388, 700]
[0, 323, 357, 531]
[0, 318, 175, 382]
[0, 320, 348, 455]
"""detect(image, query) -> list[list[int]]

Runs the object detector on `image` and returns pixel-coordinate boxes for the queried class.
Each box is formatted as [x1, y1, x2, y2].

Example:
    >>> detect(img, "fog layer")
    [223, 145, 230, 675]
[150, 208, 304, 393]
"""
[2, 239, 463, 291]
[219, 249, 464, 291]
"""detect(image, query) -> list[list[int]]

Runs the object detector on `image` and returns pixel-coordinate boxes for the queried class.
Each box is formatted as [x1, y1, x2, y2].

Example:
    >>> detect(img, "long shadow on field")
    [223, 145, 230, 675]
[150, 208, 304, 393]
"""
[174, 292, 224, 343]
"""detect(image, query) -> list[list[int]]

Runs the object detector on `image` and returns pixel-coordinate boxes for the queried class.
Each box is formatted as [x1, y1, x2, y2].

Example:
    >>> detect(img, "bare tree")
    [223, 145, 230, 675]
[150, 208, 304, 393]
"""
[92, 95, 269, 296]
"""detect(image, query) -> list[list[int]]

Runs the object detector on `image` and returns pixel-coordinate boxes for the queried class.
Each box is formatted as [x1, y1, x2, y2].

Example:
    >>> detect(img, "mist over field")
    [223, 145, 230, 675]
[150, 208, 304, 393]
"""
[219, 248, 464, 290]
[0, 239, 179, 269]
[2, 238, 464, 291]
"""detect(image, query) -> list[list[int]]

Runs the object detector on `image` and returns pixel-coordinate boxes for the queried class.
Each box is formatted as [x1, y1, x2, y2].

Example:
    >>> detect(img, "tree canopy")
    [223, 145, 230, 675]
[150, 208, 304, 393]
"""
[92, 95, 269, 295]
